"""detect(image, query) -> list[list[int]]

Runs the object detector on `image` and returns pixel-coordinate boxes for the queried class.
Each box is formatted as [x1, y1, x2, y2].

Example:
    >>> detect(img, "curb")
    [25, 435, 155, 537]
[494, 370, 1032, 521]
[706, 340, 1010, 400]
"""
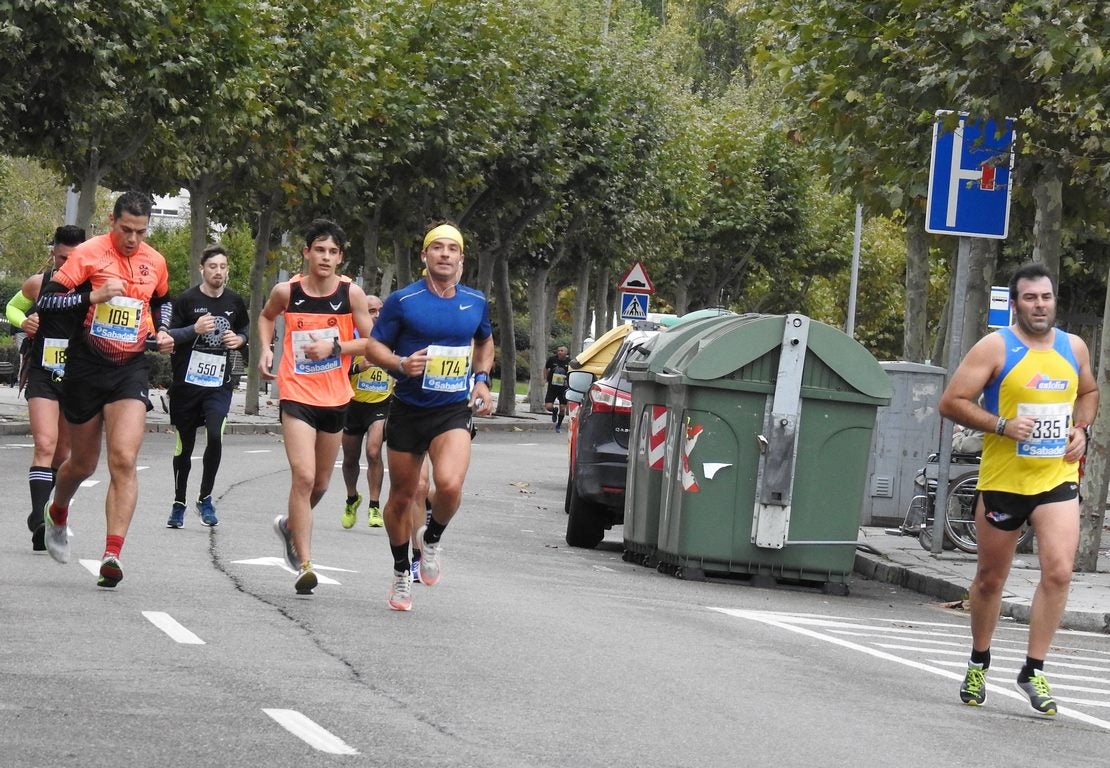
[855, 550, 1110, 634]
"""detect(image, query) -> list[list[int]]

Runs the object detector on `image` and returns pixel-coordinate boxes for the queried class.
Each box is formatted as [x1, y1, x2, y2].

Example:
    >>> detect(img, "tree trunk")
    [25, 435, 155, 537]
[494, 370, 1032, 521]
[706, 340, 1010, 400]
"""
[393, 234, 413, 288]
[572, 254, 590, 352]
[527, 262, 551, 415]
[244, 201, 277, 415]
[904, 207, 929, 362]
[187, 184, 210, 284]
[75, 166, 101, 232]
[673, 277, 689, 316]
[359, 208, 382, 293]
[1075, 261, 1110, 572]
[594, 266, 610, 334]
[1032, 160, 1063, 284]
[494, 255, 516, 417]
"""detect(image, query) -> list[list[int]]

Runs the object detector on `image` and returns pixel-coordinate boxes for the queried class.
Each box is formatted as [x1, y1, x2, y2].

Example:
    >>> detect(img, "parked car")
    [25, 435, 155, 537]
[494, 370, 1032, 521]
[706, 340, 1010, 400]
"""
[563, 320, 663, 548]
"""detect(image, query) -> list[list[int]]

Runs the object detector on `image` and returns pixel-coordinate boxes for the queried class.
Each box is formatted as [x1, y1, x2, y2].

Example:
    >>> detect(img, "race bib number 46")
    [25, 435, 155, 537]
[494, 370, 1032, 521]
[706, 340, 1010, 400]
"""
[1016, 402, 1071, 458]
[422, 345, 471, 393]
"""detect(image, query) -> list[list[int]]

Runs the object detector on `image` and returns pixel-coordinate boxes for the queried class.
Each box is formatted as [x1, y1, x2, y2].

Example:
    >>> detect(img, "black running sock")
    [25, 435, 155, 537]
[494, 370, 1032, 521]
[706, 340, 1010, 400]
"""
[368, 499, 379, 508]
[28, 466, 54, 529]
[425, 517, 447, 543]
[346, 495, 358, 505]
[1018, 657, 1044, 683]
[970, 648, 991, 669]
[390, 542, 410, 574]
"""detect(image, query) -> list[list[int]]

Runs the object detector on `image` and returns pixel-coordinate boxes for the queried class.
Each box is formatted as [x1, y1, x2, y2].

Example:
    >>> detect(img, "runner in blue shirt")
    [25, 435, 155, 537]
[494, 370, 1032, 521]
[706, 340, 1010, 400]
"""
[362, 223, 494, 611]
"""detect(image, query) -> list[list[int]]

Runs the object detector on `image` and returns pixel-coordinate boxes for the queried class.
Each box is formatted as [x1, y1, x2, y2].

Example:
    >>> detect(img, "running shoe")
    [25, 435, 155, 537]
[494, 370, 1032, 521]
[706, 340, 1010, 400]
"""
[43, 506, 70, 564]
[294, 561, 318, 595]
[97, 556, 123, 588]
[960, 664, 986, 706]
[196, 496, 219, 527]
[342, 493, 361, 529]
[273, 515, 299, 571]
[31, 524, 46, 552]
[418, 525, 442, 586]
[1016, 670, 1057, 715]
[167, 502, 186, 529]
[411, 555, 422, 584]
[367, 505, 384, 528]
[551, 409, 558, 423]
[388, 569, 413, 611]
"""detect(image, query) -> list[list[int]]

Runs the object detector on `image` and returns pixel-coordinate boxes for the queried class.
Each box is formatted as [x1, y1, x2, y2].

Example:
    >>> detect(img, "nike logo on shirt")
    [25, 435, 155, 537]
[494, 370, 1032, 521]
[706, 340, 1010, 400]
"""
[459, 304, 473, 310]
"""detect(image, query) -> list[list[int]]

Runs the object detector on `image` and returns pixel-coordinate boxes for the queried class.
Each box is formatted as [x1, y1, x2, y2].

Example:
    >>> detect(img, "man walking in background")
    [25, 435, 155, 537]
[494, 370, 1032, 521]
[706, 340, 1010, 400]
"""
[158, 243, 249, 528]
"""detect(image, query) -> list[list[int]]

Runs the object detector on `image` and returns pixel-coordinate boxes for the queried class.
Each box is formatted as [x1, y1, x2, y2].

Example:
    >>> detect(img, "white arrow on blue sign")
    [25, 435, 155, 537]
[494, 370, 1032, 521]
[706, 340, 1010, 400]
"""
[925, 111, 1016, 239]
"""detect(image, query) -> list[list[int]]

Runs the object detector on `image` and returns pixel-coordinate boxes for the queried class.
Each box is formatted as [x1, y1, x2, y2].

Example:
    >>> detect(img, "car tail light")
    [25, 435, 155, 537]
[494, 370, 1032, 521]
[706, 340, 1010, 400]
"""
[589, 382, 632, 414]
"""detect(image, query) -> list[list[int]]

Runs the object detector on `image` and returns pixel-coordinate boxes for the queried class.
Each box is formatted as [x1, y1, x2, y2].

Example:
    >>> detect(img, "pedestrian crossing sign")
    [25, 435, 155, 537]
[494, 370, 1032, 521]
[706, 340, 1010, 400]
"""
[620, 292, 648, 320]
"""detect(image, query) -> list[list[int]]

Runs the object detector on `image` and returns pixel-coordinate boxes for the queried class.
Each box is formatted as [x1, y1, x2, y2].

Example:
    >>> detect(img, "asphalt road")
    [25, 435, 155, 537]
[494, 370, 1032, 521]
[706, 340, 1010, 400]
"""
[3, 430, 1109, 767]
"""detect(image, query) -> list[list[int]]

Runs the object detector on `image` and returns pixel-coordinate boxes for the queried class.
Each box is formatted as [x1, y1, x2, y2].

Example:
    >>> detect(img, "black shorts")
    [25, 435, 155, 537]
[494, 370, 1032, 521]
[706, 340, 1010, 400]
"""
[545, 385, 568, 405]
[169, 383, 233, 432]
[981, 481, 1079, 531]
[343, 399, 390, 436]
[280, 400, 348, 434]
[385, 400, 473, 454]
[24, 366, 64, 401]
[61, 353, 152, 425]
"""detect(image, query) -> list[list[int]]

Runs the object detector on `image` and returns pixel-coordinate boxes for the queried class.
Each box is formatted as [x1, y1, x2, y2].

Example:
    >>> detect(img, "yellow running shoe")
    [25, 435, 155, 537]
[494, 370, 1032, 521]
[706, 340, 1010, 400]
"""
[342, 493, 361, 529]
[367, 505, 384, 528]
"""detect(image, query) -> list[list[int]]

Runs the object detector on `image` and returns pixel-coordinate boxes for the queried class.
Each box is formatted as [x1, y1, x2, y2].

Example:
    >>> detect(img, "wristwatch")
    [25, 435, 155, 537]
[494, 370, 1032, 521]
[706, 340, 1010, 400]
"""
[330, 338, 342, 357]
[473, 371, 491, 384]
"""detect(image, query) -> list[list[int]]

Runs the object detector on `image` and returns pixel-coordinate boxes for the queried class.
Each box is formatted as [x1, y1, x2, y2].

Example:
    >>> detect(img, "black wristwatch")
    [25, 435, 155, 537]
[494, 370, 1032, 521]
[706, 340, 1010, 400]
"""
[330, 338, 342, 357]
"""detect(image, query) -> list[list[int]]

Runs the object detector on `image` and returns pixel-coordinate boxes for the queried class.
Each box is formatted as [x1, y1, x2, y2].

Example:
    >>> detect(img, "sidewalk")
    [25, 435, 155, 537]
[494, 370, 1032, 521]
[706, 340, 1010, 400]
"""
[856, 525, 1110, 634]
[0, 382, 553, 436]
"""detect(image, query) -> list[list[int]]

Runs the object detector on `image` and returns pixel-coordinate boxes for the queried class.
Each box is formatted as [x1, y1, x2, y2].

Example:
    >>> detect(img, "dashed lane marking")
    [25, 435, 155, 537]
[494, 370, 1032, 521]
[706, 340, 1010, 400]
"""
[263, 708, 358, 754]
[142, 611, 205, 644]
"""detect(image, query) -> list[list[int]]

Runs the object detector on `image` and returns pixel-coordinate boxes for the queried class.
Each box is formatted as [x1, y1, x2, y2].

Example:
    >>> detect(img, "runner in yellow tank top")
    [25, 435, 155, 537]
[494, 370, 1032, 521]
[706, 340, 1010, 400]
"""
[940, 262, 1098, 717]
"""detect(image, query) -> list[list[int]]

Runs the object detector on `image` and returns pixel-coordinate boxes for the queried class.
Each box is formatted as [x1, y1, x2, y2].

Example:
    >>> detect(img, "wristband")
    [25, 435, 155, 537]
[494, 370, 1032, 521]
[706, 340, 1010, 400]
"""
[995, 417, 1007, 435]
[395, 356, 408, 378]
[473, 371, 491, 384]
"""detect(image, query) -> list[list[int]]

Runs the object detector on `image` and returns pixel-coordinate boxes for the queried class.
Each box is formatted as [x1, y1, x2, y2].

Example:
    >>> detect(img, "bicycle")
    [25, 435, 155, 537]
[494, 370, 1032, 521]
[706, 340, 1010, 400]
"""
[896, 452, 1034, 554]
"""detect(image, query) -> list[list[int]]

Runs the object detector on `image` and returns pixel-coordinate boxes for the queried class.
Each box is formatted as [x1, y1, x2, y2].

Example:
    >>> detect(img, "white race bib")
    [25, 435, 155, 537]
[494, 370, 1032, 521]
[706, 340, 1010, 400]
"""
[292, 327, 340, 374]
[422, 344, 471, 393]
[184, 350, 226, 387]
[1016, 401, 1071, 459]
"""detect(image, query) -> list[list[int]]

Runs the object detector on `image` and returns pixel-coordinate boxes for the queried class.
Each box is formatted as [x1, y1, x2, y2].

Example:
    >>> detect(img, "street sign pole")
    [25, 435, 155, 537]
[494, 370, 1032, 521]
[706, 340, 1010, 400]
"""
[930, 237, 971, 554]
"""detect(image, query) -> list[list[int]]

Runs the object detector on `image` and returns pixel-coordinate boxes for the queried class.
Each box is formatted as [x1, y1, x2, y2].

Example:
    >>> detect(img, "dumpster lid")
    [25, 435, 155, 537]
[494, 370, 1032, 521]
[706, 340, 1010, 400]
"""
[682, 315, 893, 400]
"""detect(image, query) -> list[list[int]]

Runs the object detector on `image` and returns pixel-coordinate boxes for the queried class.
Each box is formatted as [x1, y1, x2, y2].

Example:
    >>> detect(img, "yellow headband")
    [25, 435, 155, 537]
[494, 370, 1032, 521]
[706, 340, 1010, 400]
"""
[423, 224, 464, 252]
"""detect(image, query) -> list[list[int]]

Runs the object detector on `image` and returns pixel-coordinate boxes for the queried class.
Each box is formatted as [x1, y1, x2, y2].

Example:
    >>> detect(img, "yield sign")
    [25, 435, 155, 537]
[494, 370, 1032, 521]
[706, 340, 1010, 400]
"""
[618, 261, 654, 294]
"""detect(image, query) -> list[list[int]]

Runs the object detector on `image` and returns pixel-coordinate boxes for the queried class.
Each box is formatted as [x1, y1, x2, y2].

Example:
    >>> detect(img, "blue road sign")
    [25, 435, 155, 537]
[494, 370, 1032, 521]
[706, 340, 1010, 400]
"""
[925, 111, 1016, 239]
[620, 292, 648, 321]
[987, 285, 1012, 329]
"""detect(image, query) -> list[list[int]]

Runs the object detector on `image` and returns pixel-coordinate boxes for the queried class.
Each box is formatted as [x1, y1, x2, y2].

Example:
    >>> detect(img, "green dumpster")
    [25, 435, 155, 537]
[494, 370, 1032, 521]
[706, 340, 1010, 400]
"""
[623, 313, 753, 565]
[652, 313, 892, 591]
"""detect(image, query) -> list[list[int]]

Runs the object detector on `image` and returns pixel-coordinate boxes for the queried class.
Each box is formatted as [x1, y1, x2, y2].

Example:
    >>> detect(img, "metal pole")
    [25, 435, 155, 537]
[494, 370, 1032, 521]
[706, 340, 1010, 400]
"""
[846, 204, 862, 338]
[931, 236, 972, 554]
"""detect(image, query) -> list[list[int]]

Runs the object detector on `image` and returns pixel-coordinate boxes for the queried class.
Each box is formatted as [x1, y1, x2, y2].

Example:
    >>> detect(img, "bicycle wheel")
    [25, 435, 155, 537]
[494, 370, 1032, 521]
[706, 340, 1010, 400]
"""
[944, 471, 980, 554]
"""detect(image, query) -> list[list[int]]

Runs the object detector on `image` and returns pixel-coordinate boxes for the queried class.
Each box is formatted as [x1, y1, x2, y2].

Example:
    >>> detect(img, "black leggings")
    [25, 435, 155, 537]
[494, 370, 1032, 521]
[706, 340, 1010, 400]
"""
[174, 413, 226, 504]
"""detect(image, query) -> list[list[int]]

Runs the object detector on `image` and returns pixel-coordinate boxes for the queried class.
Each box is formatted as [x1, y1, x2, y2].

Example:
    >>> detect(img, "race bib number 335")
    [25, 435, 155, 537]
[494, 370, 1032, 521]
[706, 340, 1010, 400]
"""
[1016, 402, 1071, 459]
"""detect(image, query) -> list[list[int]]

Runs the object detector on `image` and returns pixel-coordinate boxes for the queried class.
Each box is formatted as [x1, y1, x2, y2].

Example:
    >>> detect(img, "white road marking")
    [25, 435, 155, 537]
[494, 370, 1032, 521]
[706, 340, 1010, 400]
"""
[137, 465, 149, 471]
[79, 480, 99, 488]
[711, 608, 1110, 731]
[244, 450, 272, 454]
[262, 709, 358, 755]
[142, 611, 205, 644]
[78, 559, 99, 576]
[233, 556, 351, 584]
